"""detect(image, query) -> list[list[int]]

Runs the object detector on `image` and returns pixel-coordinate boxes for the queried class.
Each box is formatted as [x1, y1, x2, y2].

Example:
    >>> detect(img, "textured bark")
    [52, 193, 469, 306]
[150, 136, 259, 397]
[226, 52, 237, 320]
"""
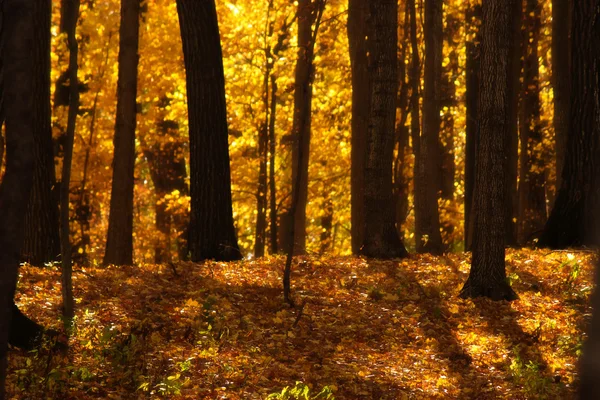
[348, 0, 369, 254]
[176, 0, 241, 261]
[290, 0, 322, 255]
[552, 0, 570, 193]
[21, 0, 61, 266]
[464, 4, 481, 250]
[104, 0, 140, 265]
[517, 0, 546, 244]
[143, 117, 188, 263]
[414, 0, 444, 254]
[538, 0, 600, 248]
[0, 0, 36, 395]
[360, 0, 408, 259]
[460, 0, 518, 301]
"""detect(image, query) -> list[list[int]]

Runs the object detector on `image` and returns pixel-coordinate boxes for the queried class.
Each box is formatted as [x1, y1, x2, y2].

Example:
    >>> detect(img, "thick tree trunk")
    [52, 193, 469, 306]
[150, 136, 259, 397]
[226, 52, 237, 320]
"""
[552, 0, 570, 193]
[348, 0, 369, 254]
[517, 0, 546, 244]
[0, 0, 35, 395]
[360, 0, 408, 259]
[464, 4, 481, 250]
[104, 0, 140, 266]
[414, 0, 444, 254]
[290, 0, 322, 255]
[538, 0, 600, 249]
[176, 0, 241, 261]
[22, 0, 61, 266]
[460, 0, 518, 301]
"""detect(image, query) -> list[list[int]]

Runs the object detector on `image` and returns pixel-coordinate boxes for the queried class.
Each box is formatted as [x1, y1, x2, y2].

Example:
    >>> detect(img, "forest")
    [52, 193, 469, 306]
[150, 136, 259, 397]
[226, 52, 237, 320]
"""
[0, 0, 599, 398]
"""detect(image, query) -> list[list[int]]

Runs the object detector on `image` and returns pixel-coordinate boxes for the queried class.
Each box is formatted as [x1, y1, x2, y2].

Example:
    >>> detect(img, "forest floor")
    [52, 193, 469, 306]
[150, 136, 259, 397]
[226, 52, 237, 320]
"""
[6, 249, 596, 399]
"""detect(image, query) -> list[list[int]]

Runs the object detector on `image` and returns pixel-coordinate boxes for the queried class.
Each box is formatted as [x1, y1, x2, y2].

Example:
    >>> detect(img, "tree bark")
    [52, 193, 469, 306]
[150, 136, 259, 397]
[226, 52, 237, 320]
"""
[538, 0, 600, 248]
[0, 0, 36, 395]
[552, 0, 570, 193]
[414, 0, 444, 254]
[360, 0, 408, 259]
[517, 0, 546, 244]
[21, 0, 61, 266]
[104, 0, 140, 265]
[348, 0, 369, 254]
[176, 0, 241, 261]
[460, 0, 518, 301]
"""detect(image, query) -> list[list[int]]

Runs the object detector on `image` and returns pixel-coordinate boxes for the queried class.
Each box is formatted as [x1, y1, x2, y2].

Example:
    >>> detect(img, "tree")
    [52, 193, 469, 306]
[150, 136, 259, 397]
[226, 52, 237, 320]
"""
[517, 0, 546, 244]
[176, 0, 241, 261]
[21, 0, 61, 266]
[360, 0, 408, 259]
[104, 0, 140, 266]
[538, 0, 600, 249]
[552, 0, 570, 193]
[460, 0, 518, 301]
[414, 0, 444, 254]
[348, 0, 369, 254]
[0, 0, 36, 395]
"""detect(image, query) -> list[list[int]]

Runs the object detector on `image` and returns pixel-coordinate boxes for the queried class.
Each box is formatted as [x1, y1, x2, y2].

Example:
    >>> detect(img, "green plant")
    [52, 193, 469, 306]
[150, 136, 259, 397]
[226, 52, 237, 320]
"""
[267, 382, 335, 400]
[509, 346, 551, 398]
[561, 255, 581, 289]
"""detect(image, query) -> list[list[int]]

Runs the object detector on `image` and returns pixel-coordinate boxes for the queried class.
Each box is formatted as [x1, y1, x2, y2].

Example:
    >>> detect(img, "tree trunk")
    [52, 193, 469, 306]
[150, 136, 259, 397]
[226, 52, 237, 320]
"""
[414, 0, 444, 254]
[290, 0, 322, 255]
[464, 4, 481, 250]
[360, 0, 408, 259]
[176, 0, 241, 261]
[0, 0, 36, 395]
[268, 75, 279, 254]
[21, 0, 61, 266]
[254, 121, 268, 257]
[504, 0, 521, 247]
[538, 0, 600, 249]
[104, 0, 140, 266]
[348, 0, 369, 255]
[460, 0, 518, 301]
[517, 0, 546, 244]
[552, 0, 570, 193]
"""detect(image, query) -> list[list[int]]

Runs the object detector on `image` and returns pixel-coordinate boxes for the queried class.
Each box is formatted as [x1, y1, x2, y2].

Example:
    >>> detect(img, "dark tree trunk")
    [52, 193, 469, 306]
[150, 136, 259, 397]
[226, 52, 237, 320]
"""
[538, 0, 600, 249]
[464, 4, 481, 250]
[60, 0, 80, 320]
[268, 75, 278, 254]
[360, 0, 408, 259]
[408, 0, 421, 247]
[504, 0, 521, 247]
[414, 0, 444, 254]
[176, 0, 241, 261]
[22, 0, 61, 266]
[460, 0, 518, 301]
[143, 116, 188, 263]
[290, 0, 322, 255]
[104, 0, 140, 266]
[254, 121, 268, 257]
[552, 0, 570, 193]
[348, 0, 369, 254]
[0, 0, 36, 395]
[517, 0, 546, 244]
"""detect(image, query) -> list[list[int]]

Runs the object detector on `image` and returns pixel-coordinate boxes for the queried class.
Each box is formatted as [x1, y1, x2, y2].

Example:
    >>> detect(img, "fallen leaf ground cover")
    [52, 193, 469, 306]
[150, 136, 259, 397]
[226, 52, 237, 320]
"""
[6, 249, 596, 399]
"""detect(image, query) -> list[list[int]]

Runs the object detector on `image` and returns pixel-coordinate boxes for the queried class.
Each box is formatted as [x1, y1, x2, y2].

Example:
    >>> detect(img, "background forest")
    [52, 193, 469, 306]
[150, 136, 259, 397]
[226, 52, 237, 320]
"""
[0, 0, 599, 398]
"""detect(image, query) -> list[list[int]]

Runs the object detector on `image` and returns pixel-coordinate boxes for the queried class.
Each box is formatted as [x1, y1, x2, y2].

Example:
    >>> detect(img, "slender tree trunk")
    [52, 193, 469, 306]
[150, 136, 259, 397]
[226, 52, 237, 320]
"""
[255, 121, 268, 257]
[60, 0, 80, 321]
[538, 0, 600, 248]
[22, 0, 61, 266]
[409, 0, 421, 247]
[348, 0, 369, 254]
[464, 3, 481, 250]
[104, 0, 140, 265]
[504, 0, 521, 246]
[415, 0, 444, 254]
[268, 75, 279, 254]
[177, 0, 241, 261]
[552, 0, 570, 193]
[517, 0, 546, 244]
[290, 0, 323, 255]
[0, 0, 35, 395]
[460, 0, 518, 301]
[360, 0, 408, 259]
